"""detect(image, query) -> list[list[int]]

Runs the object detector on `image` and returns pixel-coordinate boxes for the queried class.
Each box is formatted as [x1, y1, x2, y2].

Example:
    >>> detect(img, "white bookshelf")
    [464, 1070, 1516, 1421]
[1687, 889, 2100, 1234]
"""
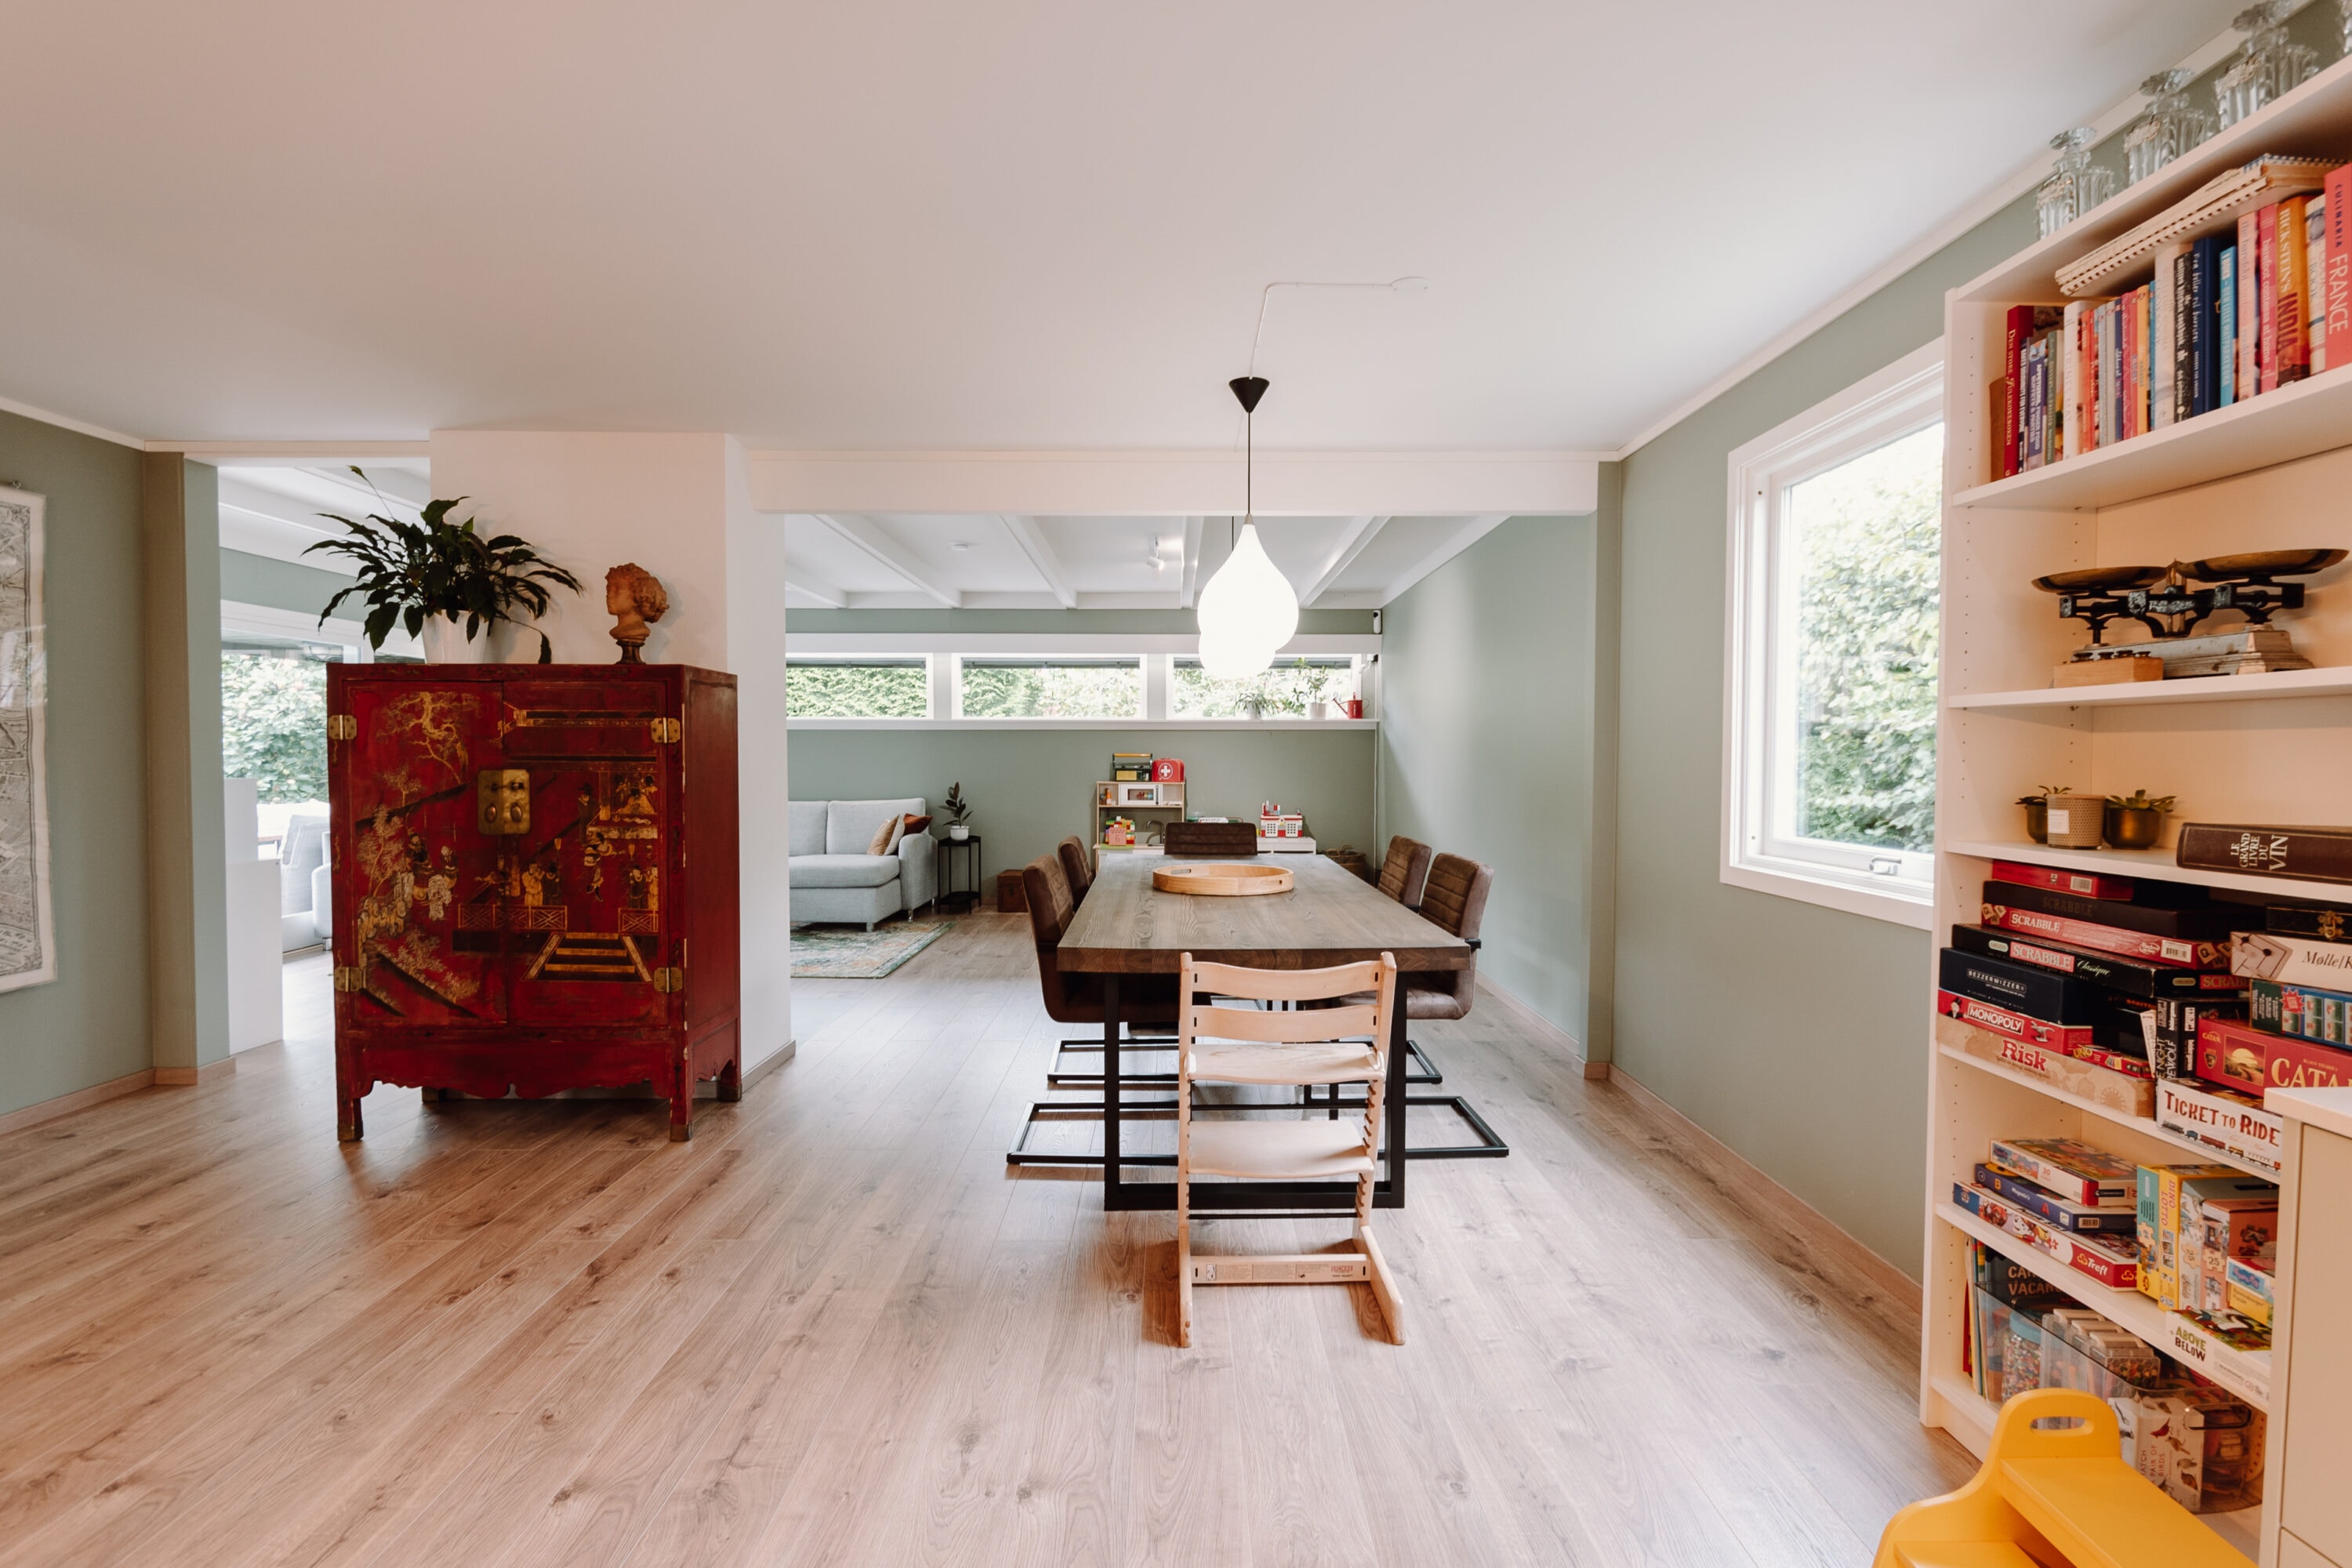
[1925, 56, 2352, 1564]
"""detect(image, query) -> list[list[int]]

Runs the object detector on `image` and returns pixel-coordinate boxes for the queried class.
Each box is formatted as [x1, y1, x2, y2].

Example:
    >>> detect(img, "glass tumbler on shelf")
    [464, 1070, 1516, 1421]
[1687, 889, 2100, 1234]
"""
[2037, 129, 2118, 238]
[2124, 68, 2216, 185]
[2216, 0, 2320, 129]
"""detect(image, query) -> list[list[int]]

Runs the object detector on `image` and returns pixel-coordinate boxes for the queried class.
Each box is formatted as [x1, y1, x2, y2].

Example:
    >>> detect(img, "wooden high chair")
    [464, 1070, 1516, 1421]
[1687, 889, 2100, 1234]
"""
[1174, 952, 1403, 1346]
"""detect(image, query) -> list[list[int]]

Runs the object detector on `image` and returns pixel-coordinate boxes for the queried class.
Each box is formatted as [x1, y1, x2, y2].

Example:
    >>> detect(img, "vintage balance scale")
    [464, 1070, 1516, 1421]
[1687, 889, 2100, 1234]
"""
[2034, 548, 2346, 685]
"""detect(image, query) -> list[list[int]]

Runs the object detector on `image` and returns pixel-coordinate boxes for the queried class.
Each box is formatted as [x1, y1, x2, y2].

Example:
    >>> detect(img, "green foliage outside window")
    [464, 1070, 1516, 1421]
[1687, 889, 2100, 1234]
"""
[1171, 657, 1352, 718]
[960, 661, 1139, 718]
[221, 651, 332, 804]
[1787, 423, 1941, 854]
[786, 661, 928, 717]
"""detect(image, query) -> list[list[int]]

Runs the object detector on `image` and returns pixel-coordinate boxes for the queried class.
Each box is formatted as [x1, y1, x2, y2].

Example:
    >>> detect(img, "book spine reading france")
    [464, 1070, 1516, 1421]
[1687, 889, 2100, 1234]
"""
[2000, 168, 2352, 481]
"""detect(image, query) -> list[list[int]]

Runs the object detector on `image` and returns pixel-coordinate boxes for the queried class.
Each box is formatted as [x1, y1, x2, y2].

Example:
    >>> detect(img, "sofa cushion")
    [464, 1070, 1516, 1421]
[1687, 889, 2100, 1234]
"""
[866, 814, 905, 856]
[826, 797, 925, 855]
[789, 854, 904, 890]
[789, 801, 828, 858]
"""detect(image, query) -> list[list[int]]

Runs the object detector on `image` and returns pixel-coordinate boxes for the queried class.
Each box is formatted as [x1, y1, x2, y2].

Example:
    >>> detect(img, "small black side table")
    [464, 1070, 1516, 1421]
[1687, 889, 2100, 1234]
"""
[936, 833, 983, 913]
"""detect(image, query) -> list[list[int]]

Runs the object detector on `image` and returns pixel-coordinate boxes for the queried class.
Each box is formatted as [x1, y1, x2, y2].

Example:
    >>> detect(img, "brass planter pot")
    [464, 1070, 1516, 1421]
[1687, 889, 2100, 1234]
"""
[2104, 805, 2165, 850]
[2021, 800, 2049, 844]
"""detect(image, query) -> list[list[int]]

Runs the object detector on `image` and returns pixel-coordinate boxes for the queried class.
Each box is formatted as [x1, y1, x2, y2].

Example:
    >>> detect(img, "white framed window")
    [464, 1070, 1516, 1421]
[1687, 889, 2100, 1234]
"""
[1722, 339, 1943, 929]
[956, 655, 1144, 720]
[779, 633, 1381, 727]
[784, 654, 933, 717]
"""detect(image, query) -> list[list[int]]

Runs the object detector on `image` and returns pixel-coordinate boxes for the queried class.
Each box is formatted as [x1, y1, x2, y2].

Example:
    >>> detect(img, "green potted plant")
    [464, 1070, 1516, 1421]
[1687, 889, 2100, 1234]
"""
[2017, 784, 2071, 844]
[307, 472, 583, 662]
[1298, 657, 1335, 720]
[2103, 790, 2176, 850]
[942, 782, 973, 840]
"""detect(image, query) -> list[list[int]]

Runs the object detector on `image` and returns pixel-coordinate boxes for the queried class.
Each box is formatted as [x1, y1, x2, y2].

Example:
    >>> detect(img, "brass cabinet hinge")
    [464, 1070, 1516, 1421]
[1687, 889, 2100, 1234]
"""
[333, 966, 365, 992]
[650, 717, 681, 744]
[327, 714, 358, 741]
[652, 967, 684, 993]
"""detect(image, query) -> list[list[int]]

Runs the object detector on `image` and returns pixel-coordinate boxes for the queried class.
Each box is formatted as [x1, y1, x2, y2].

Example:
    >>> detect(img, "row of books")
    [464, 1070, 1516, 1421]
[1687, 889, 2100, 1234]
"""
[1994, 159, 2352, 481]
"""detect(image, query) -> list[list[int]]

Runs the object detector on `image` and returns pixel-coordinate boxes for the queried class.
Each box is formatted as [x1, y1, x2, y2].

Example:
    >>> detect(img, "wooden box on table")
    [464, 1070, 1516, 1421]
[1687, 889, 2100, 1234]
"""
[325, 663, 740, 1142]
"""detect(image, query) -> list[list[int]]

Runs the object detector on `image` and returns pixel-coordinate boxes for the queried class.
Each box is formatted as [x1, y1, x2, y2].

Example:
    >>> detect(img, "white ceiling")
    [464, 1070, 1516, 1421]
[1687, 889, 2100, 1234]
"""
[782, 513, 1503, 609]
[0, 2, 2236, 452]
[216, 462, 432, 574]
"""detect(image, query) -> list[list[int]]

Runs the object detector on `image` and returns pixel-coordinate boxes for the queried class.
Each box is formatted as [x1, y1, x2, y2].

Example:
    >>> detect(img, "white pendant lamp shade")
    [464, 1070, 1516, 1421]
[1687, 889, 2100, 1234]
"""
[1196, 523, 1298, 677]
[1194, 376, 1298, 680]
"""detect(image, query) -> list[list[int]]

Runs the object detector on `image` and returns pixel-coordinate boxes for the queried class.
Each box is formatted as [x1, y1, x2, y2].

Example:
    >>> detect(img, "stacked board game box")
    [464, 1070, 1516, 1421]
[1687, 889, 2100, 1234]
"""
[1944, 863, 2258, 1107]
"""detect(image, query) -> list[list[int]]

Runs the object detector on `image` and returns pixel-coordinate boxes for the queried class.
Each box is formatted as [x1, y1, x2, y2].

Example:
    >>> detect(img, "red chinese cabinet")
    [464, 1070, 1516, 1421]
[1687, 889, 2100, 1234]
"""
[325, 663, 740, 1142]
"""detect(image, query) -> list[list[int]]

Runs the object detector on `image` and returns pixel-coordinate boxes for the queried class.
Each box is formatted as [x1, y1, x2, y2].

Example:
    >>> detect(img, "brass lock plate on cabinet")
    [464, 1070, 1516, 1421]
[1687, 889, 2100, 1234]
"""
[477, 769, 532, 835]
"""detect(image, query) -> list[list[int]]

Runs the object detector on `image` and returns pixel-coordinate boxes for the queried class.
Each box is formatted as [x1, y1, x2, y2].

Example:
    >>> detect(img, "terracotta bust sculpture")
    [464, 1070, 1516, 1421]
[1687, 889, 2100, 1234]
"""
[605, 563, 669, 662]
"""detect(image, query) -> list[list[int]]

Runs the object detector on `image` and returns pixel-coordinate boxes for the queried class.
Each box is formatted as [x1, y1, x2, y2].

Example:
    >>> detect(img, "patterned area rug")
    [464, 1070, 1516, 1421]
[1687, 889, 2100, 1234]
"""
[789, 921, 953, 978]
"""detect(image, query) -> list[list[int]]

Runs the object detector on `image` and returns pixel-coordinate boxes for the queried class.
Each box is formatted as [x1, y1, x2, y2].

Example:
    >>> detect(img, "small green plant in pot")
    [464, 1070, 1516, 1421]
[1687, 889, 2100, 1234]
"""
[308, 470, 583, 662]
[2103, 790, 2176, 851]
[2017, 784, 2072, 844]
[942, 782, 973, 840]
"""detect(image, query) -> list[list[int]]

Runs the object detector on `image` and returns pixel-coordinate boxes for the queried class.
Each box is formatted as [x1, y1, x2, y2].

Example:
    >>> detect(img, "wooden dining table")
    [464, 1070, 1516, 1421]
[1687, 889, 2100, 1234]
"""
[1058, 851, 1472, 1212]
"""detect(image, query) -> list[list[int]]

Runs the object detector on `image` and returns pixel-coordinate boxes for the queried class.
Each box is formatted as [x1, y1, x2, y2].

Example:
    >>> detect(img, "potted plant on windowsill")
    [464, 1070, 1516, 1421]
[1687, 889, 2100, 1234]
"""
[942, 782, 972, 840]
[307, 473, 583, 662]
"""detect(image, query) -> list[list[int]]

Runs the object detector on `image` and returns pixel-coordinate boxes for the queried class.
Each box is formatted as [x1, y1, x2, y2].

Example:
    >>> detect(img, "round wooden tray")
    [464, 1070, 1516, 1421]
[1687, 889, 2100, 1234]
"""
[1152, 863, 1294, 897]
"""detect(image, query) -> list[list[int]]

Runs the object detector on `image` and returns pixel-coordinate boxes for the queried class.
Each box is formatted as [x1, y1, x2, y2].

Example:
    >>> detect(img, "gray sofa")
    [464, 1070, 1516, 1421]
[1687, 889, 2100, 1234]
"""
[789, 797, 937, 928]
[279, 812, 333, 951]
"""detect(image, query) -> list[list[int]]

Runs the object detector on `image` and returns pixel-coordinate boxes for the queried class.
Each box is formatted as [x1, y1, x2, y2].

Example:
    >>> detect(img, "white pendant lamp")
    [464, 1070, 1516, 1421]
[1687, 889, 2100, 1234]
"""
[1194, 376, 1298, 678]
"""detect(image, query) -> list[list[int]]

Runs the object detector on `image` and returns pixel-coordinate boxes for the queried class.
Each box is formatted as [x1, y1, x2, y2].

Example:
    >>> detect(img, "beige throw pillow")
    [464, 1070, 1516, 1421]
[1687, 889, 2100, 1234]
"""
[866, 815, 905, 856]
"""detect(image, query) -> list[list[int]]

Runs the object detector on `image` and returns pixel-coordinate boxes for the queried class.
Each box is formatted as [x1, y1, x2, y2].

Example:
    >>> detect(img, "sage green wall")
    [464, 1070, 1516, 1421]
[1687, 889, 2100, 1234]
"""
[0, 412, 152, 1117]
[220, 547, 351, 619]
[786, 727, 1375, 891]
[142, 456, 229, 1073]
[1611, 194, 2038, 1278]
[1377, 517, 1595, 1039]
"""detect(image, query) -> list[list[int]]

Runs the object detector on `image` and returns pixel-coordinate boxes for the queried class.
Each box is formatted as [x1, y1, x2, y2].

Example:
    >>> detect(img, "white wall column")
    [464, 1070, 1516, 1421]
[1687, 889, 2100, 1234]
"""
[427, 430, 792, 1075]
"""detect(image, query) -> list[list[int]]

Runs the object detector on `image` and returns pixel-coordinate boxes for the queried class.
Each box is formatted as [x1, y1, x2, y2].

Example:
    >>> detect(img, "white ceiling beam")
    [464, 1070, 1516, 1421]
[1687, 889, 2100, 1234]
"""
[748, 451, 1598, 517]
[783, 572, 848, 608]
[811, 513, 961, 608]
[1380, 514, 1508, 606]
[999, 514, 1077, 608]
[1302, 514, 1389, 605]
[1179, 517, 1203, 609]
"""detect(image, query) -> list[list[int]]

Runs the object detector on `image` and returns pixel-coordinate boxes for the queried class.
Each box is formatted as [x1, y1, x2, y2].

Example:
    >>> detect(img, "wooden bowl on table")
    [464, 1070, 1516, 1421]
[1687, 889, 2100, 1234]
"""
[1152, 863, 1294, 897]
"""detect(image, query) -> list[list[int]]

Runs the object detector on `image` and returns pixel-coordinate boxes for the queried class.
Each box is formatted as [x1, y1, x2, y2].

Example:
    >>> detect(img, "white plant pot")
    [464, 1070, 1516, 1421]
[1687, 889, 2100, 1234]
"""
[420, 615, 487, 664]
[948, 825, 969, 840]
[1308, 700, 1330, 720]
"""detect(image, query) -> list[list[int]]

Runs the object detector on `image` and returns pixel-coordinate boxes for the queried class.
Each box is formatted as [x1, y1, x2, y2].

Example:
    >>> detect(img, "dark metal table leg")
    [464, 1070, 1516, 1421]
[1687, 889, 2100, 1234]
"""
[1102, 973, 1123, 1208]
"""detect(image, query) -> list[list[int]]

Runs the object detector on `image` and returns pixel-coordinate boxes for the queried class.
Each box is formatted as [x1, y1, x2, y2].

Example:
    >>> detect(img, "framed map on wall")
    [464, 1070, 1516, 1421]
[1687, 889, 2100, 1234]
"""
[0, 486, 53, 993]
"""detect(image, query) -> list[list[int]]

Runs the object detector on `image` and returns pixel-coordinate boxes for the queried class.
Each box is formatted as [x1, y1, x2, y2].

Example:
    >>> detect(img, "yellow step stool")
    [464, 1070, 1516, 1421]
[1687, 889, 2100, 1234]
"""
[1874, 1389, 2249, 1568]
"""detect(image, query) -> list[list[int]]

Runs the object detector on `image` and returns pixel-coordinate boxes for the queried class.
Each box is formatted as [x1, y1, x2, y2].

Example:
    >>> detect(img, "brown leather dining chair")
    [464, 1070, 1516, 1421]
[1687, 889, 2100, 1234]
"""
[1007, 853, 1179, 1167]
[1376, 835, 1433, 908]
[1308, 850, 1508, 1160]
[1056, 836, 1094, 906]
[1403, 852, 1495, 1022]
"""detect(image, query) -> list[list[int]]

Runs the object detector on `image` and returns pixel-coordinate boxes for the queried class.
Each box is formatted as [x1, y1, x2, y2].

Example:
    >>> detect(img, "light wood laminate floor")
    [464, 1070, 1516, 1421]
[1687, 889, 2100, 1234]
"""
[0, 915, 1968, 1566]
